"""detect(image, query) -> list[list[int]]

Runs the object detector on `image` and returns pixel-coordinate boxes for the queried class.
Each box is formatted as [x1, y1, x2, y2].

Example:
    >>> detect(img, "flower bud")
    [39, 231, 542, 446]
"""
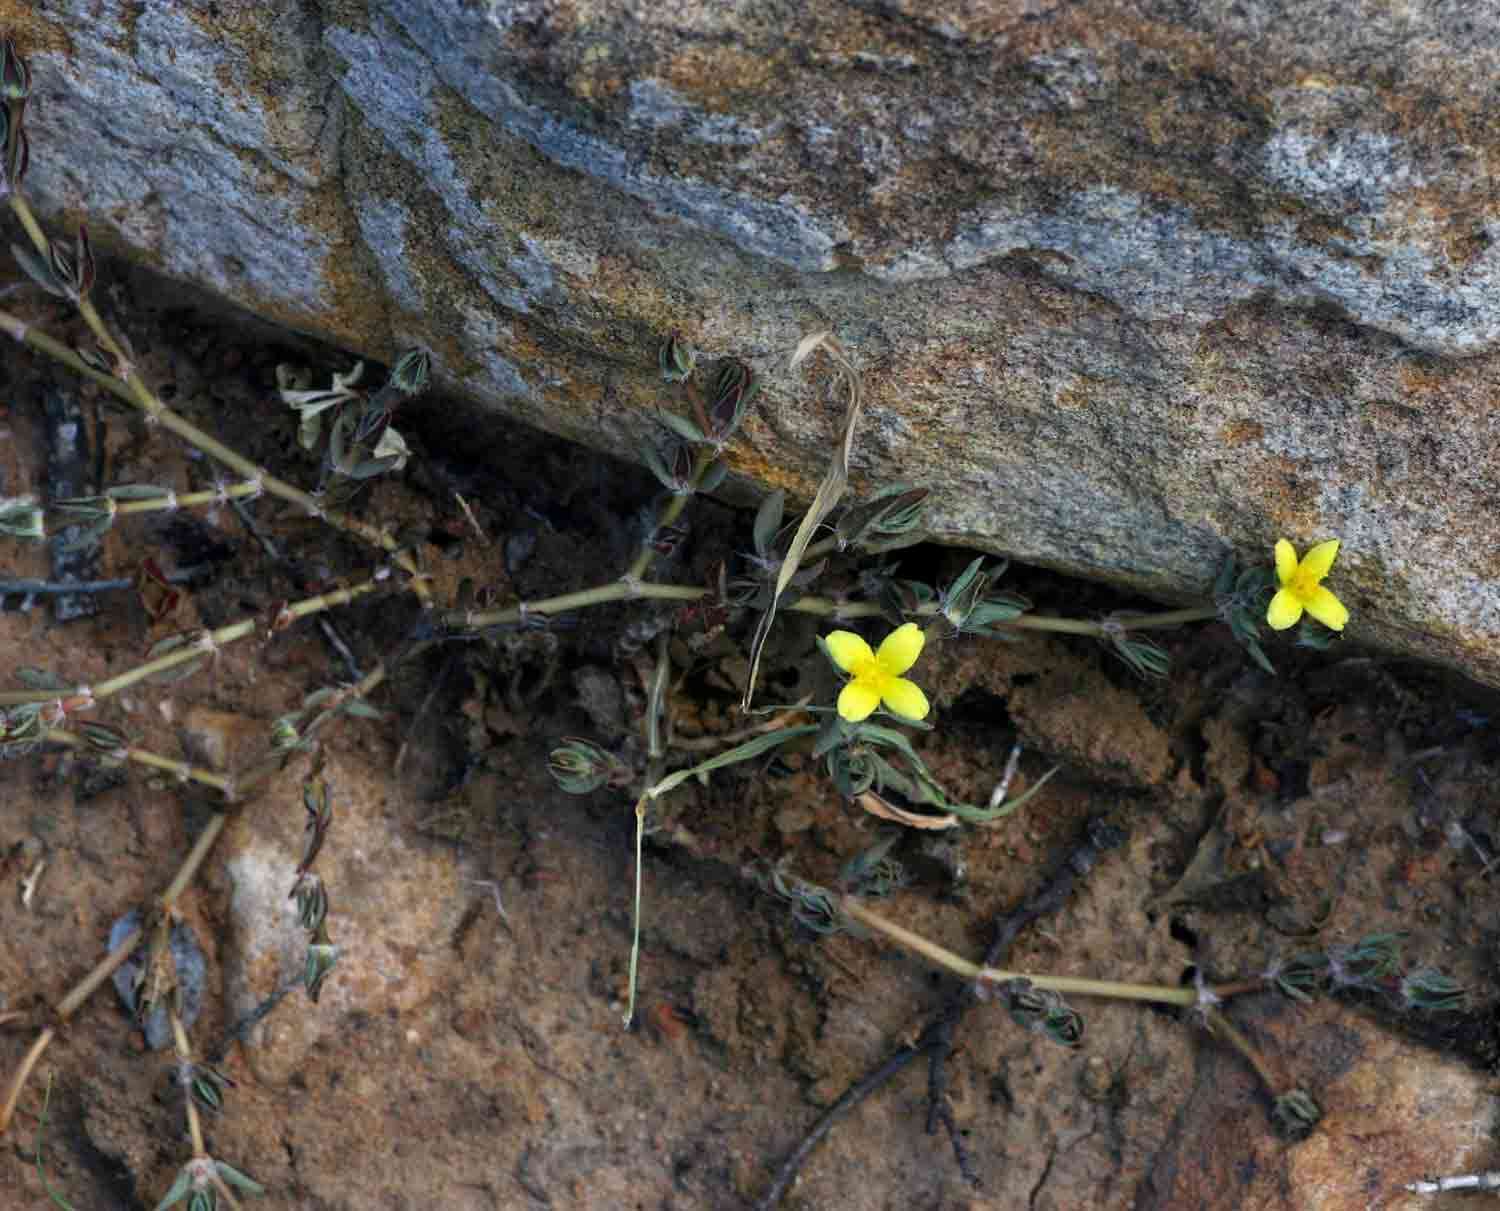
[1, 39, 31, 103]
[0, 495, 44, 542]
[659, 331, 696, 382]
[706, 358, 758, 440]
[303, 940, 339, 1002]
[391, 347, 431, 395]
[548, 738, 622, 793]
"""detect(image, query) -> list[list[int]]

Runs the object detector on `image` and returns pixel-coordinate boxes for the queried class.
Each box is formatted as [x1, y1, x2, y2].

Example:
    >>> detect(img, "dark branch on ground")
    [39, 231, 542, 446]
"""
[755, 812, 1128, 1208]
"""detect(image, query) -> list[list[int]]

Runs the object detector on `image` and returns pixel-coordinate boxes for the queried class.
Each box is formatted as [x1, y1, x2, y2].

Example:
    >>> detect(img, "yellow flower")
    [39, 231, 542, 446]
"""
[1267, 538, 1348, 632]
[825, 622, 931, 722]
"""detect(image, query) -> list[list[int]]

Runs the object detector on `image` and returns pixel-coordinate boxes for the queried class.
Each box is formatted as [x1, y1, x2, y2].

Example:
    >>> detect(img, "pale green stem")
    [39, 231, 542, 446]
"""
[160, 813, 228, 907]
[231, 662, 388, 799]
[2, 196, 431, 604]
[838, 896, 1200, 1008]
[452, 582, 1214, 638]
[108, 480, 264, 514]
[43, 665, 385, 806]
[447, 580, 703, 629]
[1204, 1008, 1281, 1094]
[626, 793, 647, 1027]
[42, 728, 234, 795]
[624, 447, 718, 582]
[54, 932, 141, 1021]
[170, 1011, 208, 1158]
[0, 309, 127, 395]
[7, 189, 48, 259]
[0, 578, 379, 706]
[0, 811, 227, 1137]
[0, 1027, 53, 1138]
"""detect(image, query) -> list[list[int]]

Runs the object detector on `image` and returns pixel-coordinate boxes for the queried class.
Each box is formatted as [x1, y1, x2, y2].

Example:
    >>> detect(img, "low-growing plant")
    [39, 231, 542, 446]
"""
[0, 31, 1450, 1211]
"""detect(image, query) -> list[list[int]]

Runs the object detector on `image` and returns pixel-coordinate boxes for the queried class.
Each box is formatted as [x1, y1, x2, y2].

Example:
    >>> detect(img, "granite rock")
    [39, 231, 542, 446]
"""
[4, 0, 1498, 681]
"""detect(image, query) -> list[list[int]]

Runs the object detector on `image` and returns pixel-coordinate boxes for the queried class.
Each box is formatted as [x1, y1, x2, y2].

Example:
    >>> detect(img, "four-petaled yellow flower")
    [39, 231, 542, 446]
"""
[826, 622, 931, 722]
[1267, 538, 1348, 632]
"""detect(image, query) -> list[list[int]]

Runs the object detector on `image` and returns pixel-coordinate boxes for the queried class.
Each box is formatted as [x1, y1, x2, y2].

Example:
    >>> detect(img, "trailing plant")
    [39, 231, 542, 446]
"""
[0, 33, 1368, 1208]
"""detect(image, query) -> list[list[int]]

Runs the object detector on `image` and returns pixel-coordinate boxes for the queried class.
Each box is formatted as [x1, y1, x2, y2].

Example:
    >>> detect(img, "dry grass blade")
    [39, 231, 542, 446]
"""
[857, 790, 958, 830]
[741, 332, 865, 712]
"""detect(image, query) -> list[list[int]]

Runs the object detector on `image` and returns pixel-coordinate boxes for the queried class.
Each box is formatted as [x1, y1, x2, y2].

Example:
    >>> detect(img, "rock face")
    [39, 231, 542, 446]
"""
[5, 0, 1499, 682]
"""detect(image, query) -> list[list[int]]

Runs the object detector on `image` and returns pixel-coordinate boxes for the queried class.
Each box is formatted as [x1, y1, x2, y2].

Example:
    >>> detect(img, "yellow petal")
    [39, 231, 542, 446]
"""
[825, 630, 875, 674]
[881, 677, 930, 721]
[1300, 539, 1341, 581]
[837, 680, 882, 722]
[875, 622, 925, 675]
[1302, 585, 1349, 632]
[1274, 539, 1299, 586]
[1266, 588, 1303, 631]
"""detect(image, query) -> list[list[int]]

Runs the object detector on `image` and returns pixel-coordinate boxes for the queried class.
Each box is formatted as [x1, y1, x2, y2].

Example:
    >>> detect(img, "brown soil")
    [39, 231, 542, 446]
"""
[3, 266, 1500, 1211]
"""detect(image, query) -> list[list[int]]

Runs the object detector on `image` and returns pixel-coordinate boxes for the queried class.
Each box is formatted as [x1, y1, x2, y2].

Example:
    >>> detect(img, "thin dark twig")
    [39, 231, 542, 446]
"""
[923, 812, 1129, 1181]
[984, 813, 1129, 972]
[754, 1038, 928, 1211]
[227, 492, 362, 681]
[923, 1002, 975, 1182]
[211, 982, 296, 1061]
[395, 646, 462, 780]
[754, 814, 1128, 1208]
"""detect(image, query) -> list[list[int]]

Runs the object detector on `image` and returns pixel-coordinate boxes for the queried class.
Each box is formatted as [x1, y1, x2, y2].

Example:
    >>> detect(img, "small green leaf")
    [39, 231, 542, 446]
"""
[152, 1166, 194, 1211]
[658, 331, 696, 382]
[78, 721, 131, 754]
[291, 872, 328, 932]
[1400, 967, 1465, 1013]
[1242, 635, 1276, 676]
[1295, 620, 1338, 650]
[638, 441, 675, 492]
[1270, 1090, 1321, 1142]
[752, 489, 785, 557]
[16, 667, 64, 691]
[303, 942, 339, 1002]
[390, 347, 431, 395]
[11, 241, 67, 297]
[0, 495, 45, 541]
[811, 711, 852, 759]
[1108, 633, 1171, 679]
[347, 455, 402, 480]
[547, 738, 619, 794]
[656, 409, 705, 445]
[297, 408, 324, 452]
[699, 458, 729, 493]
[143, 634, 207, 685]
[213, 1160, 264, 1196]
[646, 726, 819, 799]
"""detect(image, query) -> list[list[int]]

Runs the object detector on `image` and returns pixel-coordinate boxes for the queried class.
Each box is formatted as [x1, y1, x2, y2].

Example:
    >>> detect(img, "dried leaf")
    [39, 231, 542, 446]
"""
[856, 790, 958, 830]
[136, 558, 183, 625]
[742, 333, 865, 712]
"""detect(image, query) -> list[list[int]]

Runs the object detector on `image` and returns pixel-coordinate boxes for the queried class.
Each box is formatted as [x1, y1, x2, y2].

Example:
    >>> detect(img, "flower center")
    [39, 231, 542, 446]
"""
[1290, 566, 1320, 599]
